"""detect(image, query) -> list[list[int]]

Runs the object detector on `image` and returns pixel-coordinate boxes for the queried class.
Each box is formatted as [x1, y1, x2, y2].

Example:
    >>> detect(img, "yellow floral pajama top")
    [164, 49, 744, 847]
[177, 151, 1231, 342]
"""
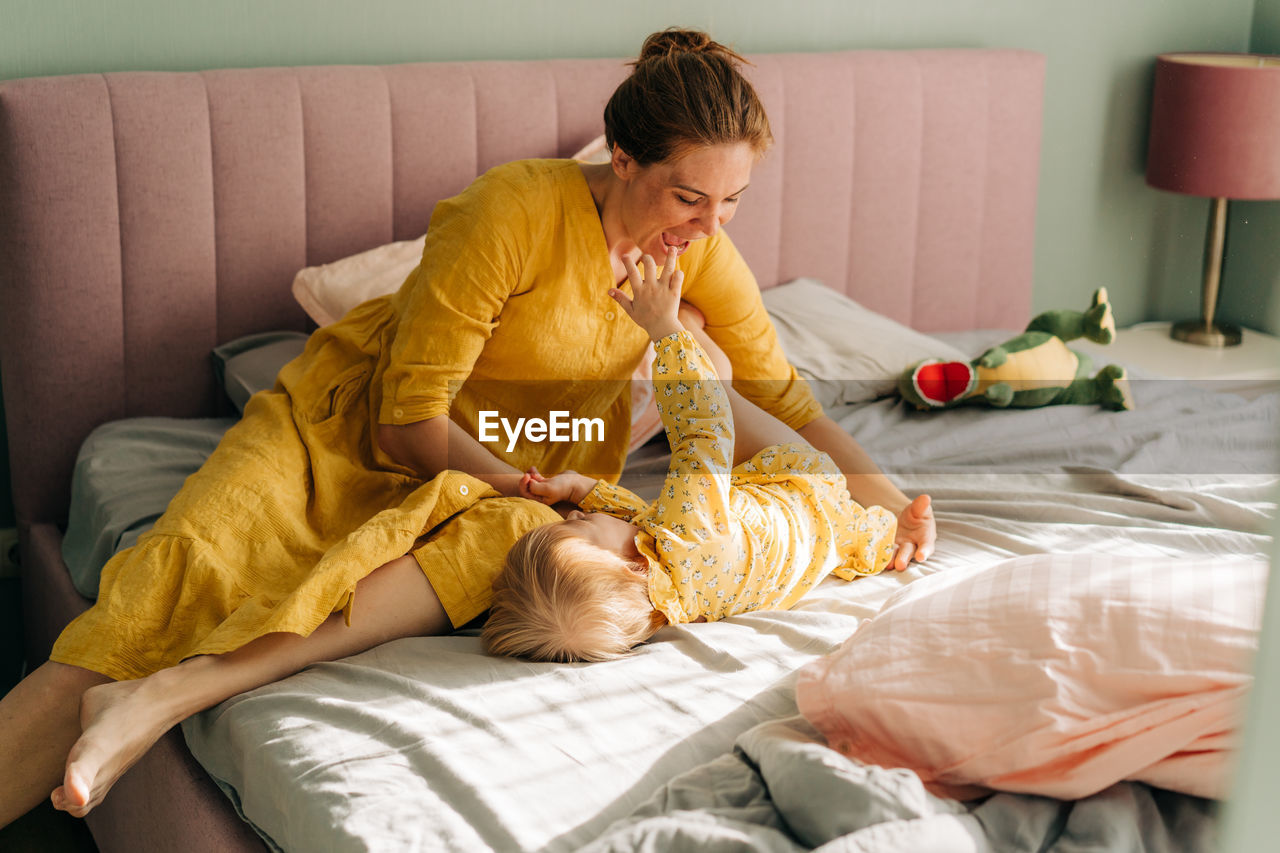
[581, 331, 897, 624]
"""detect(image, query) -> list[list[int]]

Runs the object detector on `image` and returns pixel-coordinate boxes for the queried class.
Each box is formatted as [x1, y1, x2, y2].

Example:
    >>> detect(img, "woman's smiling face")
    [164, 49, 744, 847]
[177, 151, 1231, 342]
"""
[614, 142, 755, 261]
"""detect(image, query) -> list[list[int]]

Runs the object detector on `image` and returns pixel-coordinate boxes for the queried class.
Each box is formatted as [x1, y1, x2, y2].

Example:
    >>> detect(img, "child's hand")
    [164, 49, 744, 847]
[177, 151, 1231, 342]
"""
[890, 494, 935, 571]
[610, 247, 685, 341]
[518, 467, 593, 505]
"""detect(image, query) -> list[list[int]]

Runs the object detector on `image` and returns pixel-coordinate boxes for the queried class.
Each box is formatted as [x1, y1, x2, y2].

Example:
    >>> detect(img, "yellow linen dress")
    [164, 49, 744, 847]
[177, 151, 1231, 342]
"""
[51, 159, 825, 681]
[581, 331, 897, 624]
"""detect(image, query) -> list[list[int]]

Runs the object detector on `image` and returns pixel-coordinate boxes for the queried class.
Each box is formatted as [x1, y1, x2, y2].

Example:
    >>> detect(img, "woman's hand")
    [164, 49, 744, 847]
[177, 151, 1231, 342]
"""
[610, 247, 685, 341]
[517, 467, 596, 506]
[890, 494, 936, 571]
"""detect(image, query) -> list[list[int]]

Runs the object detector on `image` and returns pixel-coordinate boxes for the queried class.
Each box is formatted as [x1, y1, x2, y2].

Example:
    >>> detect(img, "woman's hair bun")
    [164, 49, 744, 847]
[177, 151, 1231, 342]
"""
[636, 28, 740, 65]
[605, 27, 769, 165]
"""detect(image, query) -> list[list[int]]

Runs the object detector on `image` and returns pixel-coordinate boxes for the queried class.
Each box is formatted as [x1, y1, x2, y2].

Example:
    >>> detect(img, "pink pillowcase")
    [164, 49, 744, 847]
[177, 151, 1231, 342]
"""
[796, 553, 1265, 800]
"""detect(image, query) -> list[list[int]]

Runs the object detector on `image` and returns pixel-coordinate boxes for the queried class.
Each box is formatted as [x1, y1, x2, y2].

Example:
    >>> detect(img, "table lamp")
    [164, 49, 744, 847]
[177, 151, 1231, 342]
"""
[1145, 53, 1280, 347]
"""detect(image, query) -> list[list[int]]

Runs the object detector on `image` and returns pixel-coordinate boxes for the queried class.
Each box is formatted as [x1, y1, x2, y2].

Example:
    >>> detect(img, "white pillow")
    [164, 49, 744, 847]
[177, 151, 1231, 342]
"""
[571, 134, 611, 164]
[292, 236, 426, 327]
[796, 553, 1265, 800]
[762, 278, 969, 409]
[291, 136, 608, 328]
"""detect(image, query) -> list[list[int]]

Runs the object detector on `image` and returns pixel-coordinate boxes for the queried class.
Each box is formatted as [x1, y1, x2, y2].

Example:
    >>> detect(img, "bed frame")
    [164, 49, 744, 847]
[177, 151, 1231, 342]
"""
[0, 49, 1043, 852]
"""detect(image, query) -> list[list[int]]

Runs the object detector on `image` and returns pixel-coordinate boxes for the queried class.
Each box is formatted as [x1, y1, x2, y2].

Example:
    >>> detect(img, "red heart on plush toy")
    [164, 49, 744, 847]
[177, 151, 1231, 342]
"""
[914, 361, 973, 405]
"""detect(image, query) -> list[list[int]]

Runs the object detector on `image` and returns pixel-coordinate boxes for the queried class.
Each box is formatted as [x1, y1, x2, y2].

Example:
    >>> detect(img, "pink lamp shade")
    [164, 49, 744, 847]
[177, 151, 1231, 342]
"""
[1146, 53, 1280, 200]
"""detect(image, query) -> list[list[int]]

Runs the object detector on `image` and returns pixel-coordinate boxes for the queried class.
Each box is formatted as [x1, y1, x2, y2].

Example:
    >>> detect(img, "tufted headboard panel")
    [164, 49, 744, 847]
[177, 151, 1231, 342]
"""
[0, 49, 1043, 525]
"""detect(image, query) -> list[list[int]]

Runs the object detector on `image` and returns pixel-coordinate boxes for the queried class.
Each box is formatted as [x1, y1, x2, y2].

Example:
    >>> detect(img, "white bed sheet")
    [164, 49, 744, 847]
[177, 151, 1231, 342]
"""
[181, 365, 1277, 853]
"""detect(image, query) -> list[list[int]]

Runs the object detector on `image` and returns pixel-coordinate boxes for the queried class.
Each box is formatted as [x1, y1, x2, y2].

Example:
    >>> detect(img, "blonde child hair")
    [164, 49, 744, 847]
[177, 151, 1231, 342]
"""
[482, 524, 668, 662]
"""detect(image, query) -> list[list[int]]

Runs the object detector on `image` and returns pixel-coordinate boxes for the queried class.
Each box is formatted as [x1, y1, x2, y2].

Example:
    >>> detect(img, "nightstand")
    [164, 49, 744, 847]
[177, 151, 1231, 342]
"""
[1073, 321, 1280, 385]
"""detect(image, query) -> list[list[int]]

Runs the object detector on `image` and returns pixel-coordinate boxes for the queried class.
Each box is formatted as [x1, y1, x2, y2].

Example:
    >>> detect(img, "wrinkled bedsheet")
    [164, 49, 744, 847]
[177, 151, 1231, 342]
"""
[181, 370, 1276, 852]
[581, 716, 1219, 853]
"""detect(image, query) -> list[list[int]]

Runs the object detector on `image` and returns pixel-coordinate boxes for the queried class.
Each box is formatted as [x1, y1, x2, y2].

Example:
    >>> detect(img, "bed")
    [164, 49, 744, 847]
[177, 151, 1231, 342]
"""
[1, 48, 1273, 853]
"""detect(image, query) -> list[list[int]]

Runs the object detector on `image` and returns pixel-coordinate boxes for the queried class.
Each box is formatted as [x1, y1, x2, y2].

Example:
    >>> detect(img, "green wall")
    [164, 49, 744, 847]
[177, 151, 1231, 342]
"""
[1225, 0, 1280, 830]
[0, 0, 1267, 527]
[1227, 5, 1280, 846]
[1223, 0, 1280, 337]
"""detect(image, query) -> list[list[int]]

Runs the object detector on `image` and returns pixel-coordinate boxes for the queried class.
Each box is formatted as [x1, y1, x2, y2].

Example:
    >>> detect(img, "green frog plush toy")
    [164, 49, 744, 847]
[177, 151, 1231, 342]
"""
[899, 288, 1133, 411]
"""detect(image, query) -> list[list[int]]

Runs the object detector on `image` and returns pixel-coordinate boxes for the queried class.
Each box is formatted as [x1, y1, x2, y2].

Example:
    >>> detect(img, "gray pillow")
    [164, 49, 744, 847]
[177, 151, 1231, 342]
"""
[211, 331, 310, 412]
[62, 417, 234, 598]
[762, 279, 970, 410]
[64, 331, 312, 597]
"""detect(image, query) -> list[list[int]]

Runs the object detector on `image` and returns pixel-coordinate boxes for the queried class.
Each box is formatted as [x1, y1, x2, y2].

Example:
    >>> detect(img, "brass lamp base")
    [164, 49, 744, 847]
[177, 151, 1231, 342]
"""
[1170, 319, 1242, 347]
[1170, 196, 1241, 348]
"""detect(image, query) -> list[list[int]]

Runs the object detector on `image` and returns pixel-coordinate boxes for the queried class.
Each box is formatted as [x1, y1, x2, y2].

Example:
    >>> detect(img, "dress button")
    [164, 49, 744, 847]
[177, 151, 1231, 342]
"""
[605, 311, 615, 321]
[392, 407, 404, 419]
[459, 484, 469, 496]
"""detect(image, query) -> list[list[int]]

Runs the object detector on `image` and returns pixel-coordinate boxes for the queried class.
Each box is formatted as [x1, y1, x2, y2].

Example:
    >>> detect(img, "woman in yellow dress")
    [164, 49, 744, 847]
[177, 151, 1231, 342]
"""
[0, 28, 935, 825]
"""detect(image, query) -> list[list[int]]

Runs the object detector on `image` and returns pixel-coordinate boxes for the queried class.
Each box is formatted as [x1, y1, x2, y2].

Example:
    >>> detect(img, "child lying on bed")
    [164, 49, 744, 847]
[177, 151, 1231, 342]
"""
[483, 250, 929, 662]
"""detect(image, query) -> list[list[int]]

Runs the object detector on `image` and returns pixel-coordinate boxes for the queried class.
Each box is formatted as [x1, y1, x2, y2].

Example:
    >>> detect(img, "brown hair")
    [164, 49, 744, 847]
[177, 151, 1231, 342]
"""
[482, 524, 667, 663]
[603, 28, 772, 165]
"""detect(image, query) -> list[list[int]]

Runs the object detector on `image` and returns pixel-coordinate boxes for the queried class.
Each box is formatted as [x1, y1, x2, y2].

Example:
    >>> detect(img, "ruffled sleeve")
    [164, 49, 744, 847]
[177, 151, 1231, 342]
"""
[579, 480, 649, 521]
[831, 504, 898, 580]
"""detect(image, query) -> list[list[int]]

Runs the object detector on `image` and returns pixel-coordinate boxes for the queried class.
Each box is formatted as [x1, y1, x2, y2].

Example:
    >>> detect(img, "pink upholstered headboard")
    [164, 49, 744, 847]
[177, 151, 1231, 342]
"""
[0, 49, 1044, 526]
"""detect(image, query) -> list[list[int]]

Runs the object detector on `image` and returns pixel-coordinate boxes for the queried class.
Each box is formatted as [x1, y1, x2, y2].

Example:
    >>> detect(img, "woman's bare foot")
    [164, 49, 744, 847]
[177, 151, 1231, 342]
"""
[42, 556, 455, 819]
[50, 676, 176, 818]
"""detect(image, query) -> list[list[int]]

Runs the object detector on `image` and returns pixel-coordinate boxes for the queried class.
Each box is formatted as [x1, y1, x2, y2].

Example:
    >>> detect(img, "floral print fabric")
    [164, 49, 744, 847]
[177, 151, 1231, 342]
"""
[581, 331, 896, 624]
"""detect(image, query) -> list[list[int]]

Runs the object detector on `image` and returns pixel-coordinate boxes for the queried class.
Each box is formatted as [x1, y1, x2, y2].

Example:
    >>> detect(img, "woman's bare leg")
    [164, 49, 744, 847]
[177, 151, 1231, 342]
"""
[678, 319, 805, 466]
[52, 554, 449, 819]
[0, 662, 111, 828]
[677, 303, 732, 382]
[724, 388, 806, 466]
